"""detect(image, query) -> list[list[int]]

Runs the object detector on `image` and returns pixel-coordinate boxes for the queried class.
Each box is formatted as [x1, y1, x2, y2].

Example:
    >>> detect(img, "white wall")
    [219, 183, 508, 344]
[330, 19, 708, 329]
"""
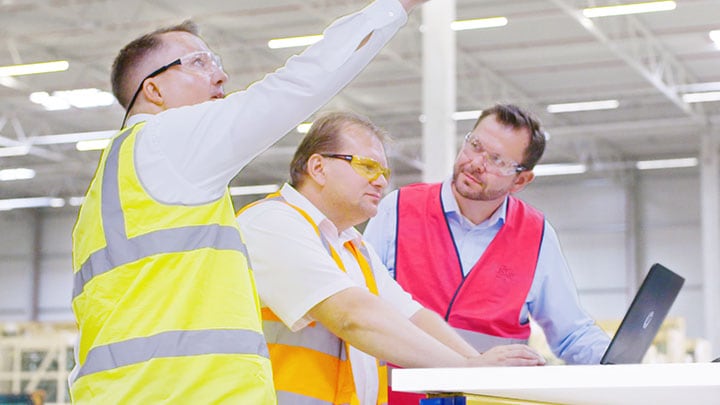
[519, 168, 705, 339]
[0, 168, 712, 341]
[0, 209, 75, 322]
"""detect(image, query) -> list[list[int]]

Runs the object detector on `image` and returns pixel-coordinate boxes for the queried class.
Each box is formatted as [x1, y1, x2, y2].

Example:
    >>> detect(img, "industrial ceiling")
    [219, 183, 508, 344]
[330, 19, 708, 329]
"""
[1, 0, 719, 208]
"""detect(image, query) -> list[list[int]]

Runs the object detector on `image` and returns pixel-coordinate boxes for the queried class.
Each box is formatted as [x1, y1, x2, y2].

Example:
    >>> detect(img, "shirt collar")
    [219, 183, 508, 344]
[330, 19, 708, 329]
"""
[440, 177, 508, 227]
[125, 113, 155, 128]
[279, 183, 363, 245]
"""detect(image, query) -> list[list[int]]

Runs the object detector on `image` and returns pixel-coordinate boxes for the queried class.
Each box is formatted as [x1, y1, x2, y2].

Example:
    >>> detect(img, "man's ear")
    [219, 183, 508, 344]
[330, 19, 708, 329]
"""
[142, 78, 164, 107]
[510, 170, 534, 194]
[306, 154, 327, 186]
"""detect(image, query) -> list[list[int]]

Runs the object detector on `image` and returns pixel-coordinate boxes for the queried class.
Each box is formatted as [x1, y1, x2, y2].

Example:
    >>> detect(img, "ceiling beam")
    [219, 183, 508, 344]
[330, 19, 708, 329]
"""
[548, 0, 709, 126]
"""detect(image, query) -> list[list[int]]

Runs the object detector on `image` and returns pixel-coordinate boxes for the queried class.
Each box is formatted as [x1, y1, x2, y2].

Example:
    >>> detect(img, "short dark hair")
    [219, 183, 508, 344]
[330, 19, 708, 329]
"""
[289, 111, 388, 187]
[474, 104, 547, 170]
[111, 20, 199, 109]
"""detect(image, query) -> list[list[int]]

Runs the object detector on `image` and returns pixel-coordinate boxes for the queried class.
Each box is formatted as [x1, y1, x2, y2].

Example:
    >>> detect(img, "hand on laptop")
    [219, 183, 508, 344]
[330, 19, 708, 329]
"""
[469, 344, 546, 367]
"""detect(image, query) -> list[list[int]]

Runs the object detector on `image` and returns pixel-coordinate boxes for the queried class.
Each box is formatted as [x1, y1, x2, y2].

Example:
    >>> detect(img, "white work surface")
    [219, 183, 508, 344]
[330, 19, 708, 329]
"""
[392, 363, 720, 405]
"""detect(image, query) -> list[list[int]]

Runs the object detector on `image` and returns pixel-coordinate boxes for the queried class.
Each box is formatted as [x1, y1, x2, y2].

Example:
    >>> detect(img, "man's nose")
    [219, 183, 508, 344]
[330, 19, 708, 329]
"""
[372, 173, 389, 188]
[468, 152, 488, 172]
[213, 68, 229, 85]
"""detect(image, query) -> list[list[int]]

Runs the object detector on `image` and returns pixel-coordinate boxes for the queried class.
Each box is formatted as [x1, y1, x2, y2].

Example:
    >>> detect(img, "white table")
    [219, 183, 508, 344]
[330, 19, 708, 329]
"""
[392, 363, 720, 405]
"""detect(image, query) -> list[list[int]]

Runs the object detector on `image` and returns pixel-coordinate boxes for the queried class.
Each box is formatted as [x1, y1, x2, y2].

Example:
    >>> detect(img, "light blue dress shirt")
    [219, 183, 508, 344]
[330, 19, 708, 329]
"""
[363, 179, 610, 364]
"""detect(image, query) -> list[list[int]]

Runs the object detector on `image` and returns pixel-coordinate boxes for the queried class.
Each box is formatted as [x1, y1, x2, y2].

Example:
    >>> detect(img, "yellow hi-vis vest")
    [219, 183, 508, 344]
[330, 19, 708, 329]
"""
[71, 123, 275, 404]
[239, 193, 388, 405]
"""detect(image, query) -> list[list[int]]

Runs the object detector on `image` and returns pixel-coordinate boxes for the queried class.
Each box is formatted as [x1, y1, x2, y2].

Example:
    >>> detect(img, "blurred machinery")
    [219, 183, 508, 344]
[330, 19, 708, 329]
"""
[0, 323, 76, 405]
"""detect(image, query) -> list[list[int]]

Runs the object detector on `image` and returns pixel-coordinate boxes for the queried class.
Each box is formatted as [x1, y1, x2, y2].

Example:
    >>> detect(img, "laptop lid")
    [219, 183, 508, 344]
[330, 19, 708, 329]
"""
[600, 263, 685, 365]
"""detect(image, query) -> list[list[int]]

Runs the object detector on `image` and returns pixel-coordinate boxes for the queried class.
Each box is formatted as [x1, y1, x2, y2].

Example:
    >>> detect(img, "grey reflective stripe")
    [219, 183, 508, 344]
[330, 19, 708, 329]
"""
[100, 127, 133, 240]
[277, 391, 334, 405]
[73, 224, 247, 298]
[75, 329, 269, 380]
[453, 327, 528, 353]
[263, 320, 345, 359]
[73, 125, 249, 298]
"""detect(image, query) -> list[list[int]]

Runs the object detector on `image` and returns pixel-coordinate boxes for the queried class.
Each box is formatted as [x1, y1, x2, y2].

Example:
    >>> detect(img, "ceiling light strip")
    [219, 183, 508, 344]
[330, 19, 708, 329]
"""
[636, 157, 698, 170]
[682, 92, 720, 103]
[0, 197, 65, 211]
[547, 100, 619, 113]
[0, 168, 36, 181]
[582, 1, 676, 18]
[451, 17, 507, 31]
[0, 145, 31, 157]
[0, 60, 69, 77]
[452, 110, 482, 121]
[711, 30, 720, 45]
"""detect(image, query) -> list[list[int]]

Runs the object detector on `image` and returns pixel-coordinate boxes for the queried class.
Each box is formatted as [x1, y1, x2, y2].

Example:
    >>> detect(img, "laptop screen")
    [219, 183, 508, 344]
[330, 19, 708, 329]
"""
[600, 263, 685, 365]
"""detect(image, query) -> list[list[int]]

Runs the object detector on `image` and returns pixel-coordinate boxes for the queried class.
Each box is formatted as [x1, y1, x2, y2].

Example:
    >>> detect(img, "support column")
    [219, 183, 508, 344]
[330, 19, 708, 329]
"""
[624, 169, 644, 299]
[30, 209, 42, 321]
[421, 0, 456, 182]
[700, 129, 720, 355]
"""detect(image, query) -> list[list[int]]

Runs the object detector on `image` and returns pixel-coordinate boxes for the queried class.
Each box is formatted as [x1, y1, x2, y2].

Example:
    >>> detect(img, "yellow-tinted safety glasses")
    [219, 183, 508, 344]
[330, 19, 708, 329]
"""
[321, 153, 391, 182]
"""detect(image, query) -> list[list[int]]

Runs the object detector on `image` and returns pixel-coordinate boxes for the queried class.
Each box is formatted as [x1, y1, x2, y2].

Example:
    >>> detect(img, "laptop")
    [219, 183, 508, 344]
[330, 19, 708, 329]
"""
[600, 263, 685, 364]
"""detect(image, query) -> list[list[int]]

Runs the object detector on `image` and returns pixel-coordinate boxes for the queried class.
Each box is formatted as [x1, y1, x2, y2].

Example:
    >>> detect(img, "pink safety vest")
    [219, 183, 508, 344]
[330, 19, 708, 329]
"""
[395, 182, 544, 340]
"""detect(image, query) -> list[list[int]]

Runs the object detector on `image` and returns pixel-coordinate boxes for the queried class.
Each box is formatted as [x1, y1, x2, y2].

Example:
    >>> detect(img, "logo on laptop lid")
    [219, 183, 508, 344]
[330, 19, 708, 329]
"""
[642, 311, 654, 329]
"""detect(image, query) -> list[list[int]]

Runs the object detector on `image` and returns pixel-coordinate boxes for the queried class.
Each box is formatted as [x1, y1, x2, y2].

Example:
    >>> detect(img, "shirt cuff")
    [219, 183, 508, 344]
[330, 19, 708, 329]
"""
[317, 0, 408, 71]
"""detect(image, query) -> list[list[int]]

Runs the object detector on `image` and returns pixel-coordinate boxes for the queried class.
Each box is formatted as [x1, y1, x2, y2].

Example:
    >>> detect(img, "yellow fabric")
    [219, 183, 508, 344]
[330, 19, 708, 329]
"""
[71, 125, 273, 403]
[245, 192, 387, 404]
[71, 354, 274, 404]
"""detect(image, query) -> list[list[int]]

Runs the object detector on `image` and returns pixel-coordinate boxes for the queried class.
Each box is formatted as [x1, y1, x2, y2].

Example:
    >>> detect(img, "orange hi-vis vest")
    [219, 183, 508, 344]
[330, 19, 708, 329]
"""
[71, 124, 274, 404]
[239, 192, 388, 405]
[396, 182, 545, 349]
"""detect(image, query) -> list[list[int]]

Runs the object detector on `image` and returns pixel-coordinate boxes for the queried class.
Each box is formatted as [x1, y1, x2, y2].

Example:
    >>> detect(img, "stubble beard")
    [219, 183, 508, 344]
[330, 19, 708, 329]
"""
[452, 167, 507, 202]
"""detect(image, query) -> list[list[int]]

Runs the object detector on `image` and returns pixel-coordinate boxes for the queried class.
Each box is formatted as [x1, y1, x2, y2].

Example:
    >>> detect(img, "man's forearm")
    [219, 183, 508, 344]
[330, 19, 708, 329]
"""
[398, 0, 428, 13]
[310, 287, 471, 368]
[410, 308, 480, 357]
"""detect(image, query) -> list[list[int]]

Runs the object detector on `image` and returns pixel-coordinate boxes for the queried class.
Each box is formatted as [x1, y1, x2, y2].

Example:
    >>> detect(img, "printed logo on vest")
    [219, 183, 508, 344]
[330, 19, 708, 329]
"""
[496, 265, 514, 282]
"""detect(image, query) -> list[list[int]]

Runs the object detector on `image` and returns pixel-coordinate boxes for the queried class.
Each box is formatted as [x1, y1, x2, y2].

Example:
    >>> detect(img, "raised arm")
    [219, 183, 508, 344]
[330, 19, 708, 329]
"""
[398, 0, 430, 13]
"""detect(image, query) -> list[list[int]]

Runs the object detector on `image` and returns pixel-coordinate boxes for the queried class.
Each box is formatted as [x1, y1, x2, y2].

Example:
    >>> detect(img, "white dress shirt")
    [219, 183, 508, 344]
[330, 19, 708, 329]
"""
[127, 0, 408, 204]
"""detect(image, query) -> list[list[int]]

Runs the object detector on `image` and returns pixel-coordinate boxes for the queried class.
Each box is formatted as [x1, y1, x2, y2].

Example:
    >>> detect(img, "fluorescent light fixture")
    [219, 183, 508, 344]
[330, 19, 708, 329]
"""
[229, 184, 280, 196]
[0, 145, 31, 157]
[547, 99, 619, 113]
[268, 35, 323, 49]
[451, 17, 508, 31]
[533, 163, 587, 177]
[76, 139, 110, 151]
[711, 30, 720, 45]
[0, 168, 36, 181]
[682, 91, 720, 103]
[452, 110, 482, 121]
[30, 91, 70, 110]
[30, 88, 115, 111]
[68, 196, 85, 207]
[582, 1, 676, 18]
[0, 197, 65, 211]
[31, 130, 115, 145]
[636, 157, 698, 170]
[0, 76, 24, 89]
[0, 60, 69, 77]
[297, 122, 313, 134]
